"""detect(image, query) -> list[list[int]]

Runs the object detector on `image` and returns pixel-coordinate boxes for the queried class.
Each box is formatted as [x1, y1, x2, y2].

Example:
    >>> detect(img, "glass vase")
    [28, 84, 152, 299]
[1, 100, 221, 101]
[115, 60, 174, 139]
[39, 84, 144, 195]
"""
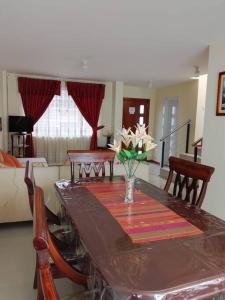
[125, 176, 135, 203]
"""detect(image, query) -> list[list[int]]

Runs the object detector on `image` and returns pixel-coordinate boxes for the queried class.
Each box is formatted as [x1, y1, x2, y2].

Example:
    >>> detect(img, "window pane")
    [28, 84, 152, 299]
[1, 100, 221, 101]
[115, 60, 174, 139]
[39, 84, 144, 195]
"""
[140, 105, 144, 114]
[139, 116, 144, 125]
[33, 85, 92, 138]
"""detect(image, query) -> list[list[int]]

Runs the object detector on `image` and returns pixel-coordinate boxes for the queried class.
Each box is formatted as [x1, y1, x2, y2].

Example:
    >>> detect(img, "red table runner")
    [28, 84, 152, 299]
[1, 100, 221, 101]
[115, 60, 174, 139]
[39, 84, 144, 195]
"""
[86, 182, 203, 244]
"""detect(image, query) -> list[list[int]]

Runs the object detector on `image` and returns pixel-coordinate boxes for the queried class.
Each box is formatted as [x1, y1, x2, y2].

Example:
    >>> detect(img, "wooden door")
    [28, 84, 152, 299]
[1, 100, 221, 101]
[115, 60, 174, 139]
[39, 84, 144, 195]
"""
[122, 98, 150, 132]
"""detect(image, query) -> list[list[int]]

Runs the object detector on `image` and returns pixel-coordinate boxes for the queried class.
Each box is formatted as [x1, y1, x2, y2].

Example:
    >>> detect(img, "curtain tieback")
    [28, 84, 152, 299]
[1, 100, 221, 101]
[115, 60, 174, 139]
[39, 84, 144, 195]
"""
[92, 125, 104, 132]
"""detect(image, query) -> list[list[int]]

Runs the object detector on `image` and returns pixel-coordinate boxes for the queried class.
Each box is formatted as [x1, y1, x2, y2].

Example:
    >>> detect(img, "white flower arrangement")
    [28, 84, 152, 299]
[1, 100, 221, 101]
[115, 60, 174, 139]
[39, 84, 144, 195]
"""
[109, 124, 157, 178]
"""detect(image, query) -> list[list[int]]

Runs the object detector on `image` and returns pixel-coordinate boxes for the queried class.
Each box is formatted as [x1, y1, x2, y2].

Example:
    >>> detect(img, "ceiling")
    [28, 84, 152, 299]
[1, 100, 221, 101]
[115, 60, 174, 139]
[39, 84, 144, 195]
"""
[0, 0, 225, 87]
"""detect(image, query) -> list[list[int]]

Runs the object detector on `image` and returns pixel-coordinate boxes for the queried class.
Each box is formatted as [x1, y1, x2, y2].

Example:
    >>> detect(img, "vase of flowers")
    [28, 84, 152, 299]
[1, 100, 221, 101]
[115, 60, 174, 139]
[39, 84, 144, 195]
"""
[109, 124, 157, 203]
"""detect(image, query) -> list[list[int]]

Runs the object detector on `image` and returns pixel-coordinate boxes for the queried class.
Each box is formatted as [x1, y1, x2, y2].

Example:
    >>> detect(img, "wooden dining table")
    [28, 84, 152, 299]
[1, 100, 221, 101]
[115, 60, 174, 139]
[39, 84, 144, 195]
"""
[55, 176, 225, 299]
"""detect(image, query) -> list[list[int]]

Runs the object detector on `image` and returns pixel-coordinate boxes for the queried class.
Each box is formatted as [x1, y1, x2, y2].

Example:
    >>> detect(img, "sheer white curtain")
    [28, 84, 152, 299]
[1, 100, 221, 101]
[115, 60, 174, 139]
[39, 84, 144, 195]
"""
[33, 83, 91, 164]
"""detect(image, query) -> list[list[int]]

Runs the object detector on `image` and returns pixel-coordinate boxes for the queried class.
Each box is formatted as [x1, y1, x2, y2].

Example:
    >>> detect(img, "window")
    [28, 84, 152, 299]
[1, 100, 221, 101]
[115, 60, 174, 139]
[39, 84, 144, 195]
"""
[34, 84, 92, 138]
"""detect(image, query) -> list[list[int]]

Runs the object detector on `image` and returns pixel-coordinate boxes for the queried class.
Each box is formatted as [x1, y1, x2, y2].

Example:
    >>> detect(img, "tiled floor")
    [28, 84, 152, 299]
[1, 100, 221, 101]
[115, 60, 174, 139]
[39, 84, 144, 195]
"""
[0, 166, 165, 300]
[0, 222, 84, 300]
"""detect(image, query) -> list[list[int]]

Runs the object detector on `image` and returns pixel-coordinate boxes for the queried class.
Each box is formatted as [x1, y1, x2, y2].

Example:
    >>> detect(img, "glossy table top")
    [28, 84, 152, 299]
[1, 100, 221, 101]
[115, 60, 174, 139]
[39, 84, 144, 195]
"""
[55, 177, 225, 299]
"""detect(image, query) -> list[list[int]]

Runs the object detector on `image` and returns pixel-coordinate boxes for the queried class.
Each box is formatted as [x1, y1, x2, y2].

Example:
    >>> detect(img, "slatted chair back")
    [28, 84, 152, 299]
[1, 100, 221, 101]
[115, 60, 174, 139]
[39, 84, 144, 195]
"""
[164, 156, 214, 208]
[24, 160, 60, 224]
[67, 150, 115, 181]
[33, 185, 87, 286]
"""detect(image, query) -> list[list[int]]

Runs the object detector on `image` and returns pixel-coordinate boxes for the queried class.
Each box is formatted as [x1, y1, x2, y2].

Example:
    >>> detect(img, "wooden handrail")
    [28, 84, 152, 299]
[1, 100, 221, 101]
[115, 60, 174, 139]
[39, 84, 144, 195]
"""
[160, 119, 191, 142]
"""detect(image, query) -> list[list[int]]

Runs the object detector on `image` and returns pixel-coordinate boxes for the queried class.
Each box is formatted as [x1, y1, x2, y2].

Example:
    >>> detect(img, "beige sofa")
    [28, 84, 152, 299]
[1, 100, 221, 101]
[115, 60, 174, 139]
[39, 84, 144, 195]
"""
[0, 162, 150, 223]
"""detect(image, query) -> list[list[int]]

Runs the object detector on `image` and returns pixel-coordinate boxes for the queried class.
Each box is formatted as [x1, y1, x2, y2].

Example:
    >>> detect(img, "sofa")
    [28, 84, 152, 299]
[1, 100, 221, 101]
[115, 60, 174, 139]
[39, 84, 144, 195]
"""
[0, 157, 151, 223]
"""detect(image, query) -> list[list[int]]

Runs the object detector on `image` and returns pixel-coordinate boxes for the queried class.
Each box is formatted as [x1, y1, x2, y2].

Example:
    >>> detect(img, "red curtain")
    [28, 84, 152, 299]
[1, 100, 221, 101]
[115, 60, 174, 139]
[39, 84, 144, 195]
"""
[67, 82, 105, 150]
[18, 77, 61, 157]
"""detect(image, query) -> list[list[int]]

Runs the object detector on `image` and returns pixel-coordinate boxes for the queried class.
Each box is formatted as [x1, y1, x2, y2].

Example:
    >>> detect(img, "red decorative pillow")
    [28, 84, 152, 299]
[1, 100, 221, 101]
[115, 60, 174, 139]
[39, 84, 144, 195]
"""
[0, 149, 5, 162]
[4, 154, 22, 168]
[0, 149, 23, 168]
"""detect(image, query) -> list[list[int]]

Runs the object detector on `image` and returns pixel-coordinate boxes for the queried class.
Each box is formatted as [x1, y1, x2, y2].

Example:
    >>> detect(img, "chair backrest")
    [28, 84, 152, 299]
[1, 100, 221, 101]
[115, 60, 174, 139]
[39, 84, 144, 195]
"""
[24, 160, 35, 214]
[67, 150, 115, 181]
[37, 249, 60, 300]
[24, 160, 60, 224]
[33, 185, 87, 285]
[164, 156, 215, 208]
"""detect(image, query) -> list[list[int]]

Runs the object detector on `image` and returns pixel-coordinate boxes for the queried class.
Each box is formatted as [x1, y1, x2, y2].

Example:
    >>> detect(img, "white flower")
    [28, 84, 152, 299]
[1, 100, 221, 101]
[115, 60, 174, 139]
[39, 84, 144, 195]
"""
[108, 140, 121, 153]
[135, 124, 148, 137]
[118, 128, 131, 147]
[130, 130, 141, 148]
[145, 141, 157, 151]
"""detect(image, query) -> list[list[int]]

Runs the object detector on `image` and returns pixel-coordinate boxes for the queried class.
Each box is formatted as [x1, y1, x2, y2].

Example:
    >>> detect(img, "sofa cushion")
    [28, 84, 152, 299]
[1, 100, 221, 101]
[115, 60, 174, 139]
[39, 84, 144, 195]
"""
[0, 149, 22, 168]
[0, 162, 9, 168]
[5, 154, 23, 167]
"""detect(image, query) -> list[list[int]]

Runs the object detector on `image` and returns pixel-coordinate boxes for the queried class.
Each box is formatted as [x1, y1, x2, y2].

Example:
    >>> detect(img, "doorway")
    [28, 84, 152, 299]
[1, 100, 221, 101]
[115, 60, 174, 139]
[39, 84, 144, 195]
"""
[162, 97, 179, 165]
[122, 98, 150, 152]
[122, 98, 150, 132]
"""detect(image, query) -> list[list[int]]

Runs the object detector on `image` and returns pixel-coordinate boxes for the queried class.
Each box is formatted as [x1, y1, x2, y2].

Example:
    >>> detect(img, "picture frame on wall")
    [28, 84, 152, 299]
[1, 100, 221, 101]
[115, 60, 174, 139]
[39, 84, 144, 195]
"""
[216, 71, 225, 115]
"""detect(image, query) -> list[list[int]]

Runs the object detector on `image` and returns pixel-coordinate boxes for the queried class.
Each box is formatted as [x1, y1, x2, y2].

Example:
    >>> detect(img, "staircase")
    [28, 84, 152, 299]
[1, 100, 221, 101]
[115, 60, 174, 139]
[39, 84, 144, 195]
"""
[159, 120, 203, 179]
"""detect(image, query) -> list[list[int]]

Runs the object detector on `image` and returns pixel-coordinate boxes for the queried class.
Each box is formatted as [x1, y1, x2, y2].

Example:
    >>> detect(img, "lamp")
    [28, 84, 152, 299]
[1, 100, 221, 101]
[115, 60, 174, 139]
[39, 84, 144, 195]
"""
[81, 59, 88, 70]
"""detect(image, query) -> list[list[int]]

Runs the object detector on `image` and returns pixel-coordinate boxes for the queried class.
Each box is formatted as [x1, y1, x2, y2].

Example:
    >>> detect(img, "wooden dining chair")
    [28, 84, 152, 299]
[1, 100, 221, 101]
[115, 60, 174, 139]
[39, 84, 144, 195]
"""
[24, 160, 60, 225]
[37, 248, 90, 300]
[33, 185, 87, 299]
[67, 150, 115, 182]
[164, 156, 215, 208]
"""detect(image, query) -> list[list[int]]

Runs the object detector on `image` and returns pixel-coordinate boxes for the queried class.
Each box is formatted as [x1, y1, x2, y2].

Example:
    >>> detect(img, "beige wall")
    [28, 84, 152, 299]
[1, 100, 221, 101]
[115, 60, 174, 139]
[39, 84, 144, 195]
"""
[201, 41, 225, 220]
[154, 80, 199, 162]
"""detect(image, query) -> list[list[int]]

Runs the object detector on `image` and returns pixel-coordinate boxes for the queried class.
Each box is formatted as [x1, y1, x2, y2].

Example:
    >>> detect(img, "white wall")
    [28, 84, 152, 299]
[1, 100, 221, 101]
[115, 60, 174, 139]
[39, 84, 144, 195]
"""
[195, 74, 207, 141]
[201, 41, 225, 220]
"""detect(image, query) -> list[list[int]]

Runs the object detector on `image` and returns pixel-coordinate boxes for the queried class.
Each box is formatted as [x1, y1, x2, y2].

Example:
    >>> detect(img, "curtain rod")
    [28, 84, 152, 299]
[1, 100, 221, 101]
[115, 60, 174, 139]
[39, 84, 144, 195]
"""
[12, 72, 107, 84]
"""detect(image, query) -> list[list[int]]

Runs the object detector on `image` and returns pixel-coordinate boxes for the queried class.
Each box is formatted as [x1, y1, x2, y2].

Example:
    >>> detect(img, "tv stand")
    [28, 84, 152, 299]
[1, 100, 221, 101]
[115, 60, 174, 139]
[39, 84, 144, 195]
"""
[11, 132, 32, 158]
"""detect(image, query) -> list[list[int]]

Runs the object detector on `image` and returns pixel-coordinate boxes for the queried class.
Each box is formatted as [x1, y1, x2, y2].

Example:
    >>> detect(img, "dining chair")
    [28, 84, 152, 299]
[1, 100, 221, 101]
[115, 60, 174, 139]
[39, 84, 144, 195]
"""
[25, 161, 85, 289]
[67, 150, 115, 182]
[37, 248, 90, 300]
[164, 156, 215, 208]
[33, 185, 87, 299]
[24, 160, 60, 225]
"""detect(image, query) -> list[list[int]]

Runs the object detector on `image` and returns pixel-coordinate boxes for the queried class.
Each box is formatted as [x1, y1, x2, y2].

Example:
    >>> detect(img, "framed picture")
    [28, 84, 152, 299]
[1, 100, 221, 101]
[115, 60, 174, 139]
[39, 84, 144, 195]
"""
[216, 71, 225, 115]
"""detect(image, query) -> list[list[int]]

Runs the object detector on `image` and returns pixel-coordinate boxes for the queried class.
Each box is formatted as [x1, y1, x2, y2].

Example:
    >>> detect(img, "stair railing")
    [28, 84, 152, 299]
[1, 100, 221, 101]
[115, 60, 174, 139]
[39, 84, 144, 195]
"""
[160, 119, 191, 168]
[192, 137, 203, 162]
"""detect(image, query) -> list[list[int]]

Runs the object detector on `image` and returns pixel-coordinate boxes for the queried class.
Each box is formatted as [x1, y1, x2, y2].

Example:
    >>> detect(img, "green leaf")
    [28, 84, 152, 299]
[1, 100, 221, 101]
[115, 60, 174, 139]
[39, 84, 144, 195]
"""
[117, 152, 125, 163]
[123, 149, 132, 159]
[136, 151, 147, 160]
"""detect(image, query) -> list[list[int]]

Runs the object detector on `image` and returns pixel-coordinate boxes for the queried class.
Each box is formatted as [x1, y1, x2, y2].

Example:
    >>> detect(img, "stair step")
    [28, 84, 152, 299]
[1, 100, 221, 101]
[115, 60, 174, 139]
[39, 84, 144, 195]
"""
[179, 153, 201, 163]
[160, 166, 169, 179]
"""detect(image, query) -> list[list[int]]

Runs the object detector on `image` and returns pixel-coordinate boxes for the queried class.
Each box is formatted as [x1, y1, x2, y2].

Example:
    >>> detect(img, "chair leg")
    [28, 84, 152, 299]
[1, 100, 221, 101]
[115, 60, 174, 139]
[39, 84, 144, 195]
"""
[33, 257, 38, 289]
[37, 273, 44, 300]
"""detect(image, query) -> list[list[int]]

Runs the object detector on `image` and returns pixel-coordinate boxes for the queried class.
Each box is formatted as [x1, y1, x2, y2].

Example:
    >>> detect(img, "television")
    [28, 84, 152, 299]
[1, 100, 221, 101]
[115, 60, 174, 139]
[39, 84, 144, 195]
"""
[8, 116, 33, 133]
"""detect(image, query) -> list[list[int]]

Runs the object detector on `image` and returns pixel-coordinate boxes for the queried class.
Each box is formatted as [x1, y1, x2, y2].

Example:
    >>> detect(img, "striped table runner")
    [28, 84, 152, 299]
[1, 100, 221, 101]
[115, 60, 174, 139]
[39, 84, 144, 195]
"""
[86, 182, 203, 244]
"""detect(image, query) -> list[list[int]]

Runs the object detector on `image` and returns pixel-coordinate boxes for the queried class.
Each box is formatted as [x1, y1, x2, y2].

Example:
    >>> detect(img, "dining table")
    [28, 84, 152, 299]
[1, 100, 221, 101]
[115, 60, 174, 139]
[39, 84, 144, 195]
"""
[55, 176, 225, 300]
